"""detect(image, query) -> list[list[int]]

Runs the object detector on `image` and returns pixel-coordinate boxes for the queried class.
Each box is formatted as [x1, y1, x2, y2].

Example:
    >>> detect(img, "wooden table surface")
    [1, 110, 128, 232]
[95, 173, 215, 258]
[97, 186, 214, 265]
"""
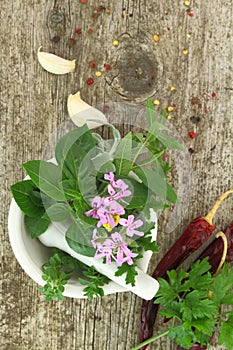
[1, 1, 232, 349]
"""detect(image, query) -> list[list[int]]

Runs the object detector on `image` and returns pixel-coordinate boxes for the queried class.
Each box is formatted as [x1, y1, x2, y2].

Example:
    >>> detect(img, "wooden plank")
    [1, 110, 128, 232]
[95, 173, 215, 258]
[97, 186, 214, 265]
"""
[1, 0, 232, 349]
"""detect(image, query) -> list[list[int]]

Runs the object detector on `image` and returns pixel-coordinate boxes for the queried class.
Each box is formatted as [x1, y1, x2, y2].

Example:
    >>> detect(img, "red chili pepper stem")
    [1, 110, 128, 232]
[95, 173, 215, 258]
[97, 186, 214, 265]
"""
[213, 231, 228, 276]
[203, 189, 233, 226]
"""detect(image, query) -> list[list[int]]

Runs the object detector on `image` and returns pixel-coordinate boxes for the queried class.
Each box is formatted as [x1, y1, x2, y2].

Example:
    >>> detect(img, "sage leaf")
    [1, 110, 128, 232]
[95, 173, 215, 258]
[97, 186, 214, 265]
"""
[114, 132, 132, 176]
[23, 160, 66, 201]
[66, 221, 96, 257]
[11, 180, 44, 217]
[44, 203, 71, 222]
[133, 163, 167, 199]
[146, 97, 157, 126]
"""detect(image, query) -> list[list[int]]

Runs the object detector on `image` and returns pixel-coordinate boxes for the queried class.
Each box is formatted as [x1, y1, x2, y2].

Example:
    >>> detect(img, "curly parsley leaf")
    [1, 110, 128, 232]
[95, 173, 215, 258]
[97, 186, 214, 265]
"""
[115, 262, 138, 286]
[79, 265, 110, 301]
[219, 311, 233, 350]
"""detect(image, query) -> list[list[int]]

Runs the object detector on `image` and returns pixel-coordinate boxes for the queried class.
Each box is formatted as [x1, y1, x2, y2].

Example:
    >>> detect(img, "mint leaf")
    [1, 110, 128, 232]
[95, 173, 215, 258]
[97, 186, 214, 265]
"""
[115, 263, 138, 286]
[11, 180, 44, 217]
[55, 126, 95, 180]
[25, 213, 51, 238]
[219, 312, 233, 350]
[23, 160, 66, 201]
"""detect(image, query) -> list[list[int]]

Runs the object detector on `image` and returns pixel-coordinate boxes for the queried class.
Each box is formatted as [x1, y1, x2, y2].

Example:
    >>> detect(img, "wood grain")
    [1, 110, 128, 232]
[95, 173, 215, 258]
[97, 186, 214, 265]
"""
[1, 0, 232, 349]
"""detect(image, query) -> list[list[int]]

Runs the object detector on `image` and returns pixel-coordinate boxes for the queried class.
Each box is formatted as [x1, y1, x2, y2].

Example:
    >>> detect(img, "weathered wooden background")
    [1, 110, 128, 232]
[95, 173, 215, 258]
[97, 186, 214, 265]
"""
[1, 0, 232, 349]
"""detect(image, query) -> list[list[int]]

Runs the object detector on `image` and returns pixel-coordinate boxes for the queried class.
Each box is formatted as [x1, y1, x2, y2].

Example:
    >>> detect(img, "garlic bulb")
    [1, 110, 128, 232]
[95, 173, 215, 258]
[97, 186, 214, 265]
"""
[67, 91, 107, 129]
[37, 47, 76, 74]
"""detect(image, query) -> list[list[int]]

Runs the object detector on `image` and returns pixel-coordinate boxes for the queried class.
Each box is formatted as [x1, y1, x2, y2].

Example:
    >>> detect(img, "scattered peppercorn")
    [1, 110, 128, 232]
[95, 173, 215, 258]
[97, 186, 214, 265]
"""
[89, 60, 96, 68]
[76, 28, 82, 35]
[103, 105, 110, 113]
[104, 64, 111, 71]
[188, 147, 194, 154]
[204, 109, 209, 113]
[86, 77, 94, 85]
[189, 132, 196, 139]
[153, 34, 160, 42]
[80, 0, 87, 3]
[190, 116, 201, 124]
[113, 40, 119, 46]
[188, 12, 194, 17]
[182, 49, 189, 55]
[153, 100, 160, 105]
[167, 106, 174, 112]
[212, 92, 217, 98]
[170, 86, 176, 91]
[87, 28, 93, 34]
[95, 71, 102, 77]
[52, 35, 60, 43]
[184, 1, 190, 6]
[67, 38, 76, 47]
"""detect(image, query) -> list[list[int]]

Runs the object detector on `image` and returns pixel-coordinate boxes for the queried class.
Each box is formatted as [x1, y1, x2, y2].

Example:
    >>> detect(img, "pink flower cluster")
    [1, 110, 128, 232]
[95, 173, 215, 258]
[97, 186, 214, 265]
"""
[92, 230, 138, 266]
[85, 172, 145, 266]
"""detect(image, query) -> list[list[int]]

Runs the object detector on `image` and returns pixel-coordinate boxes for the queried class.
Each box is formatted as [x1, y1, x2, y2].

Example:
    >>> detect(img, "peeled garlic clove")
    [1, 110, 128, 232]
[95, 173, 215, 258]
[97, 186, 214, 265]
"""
[37, 47, 76, 74]
[67, 91, 107, 129]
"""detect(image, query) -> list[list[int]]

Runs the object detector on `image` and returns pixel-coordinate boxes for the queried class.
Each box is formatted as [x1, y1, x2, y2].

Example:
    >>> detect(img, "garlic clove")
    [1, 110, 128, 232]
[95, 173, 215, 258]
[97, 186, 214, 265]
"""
[37, 47, 76, 75]
[67, 91, 107, 129]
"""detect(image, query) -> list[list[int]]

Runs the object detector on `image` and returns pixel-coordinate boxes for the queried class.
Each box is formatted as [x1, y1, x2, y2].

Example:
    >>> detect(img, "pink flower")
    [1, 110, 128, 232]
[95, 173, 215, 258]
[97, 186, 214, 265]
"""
[119, 215, 144, 237]
[104, 172, 131, 202]
[97, 200, 125, 229]
[111, 232, 138, 266]
[91, 231, 137, 266]
[85, 196, 105, 219]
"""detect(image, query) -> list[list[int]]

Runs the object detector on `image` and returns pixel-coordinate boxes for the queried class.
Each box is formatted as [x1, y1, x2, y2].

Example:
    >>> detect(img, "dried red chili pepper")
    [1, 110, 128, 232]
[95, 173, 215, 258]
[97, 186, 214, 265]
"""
[139, 190, 233, 349]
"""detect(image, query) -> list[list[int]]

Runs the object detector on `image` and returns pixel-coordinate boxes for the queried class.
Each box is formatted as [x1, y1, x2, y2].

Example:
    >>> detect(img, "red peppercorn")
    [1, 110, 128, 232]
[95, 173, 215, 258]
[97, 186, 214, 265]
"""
[189, 132, 196, 139]
[212, 92, 216, 98]
[104, 64, 111, 71]
[76, 28, 82, 35]
[188, 12, 194, 17]
[204, 109, 209, 113]
[86, 77, 94, 85]
[80, 0, 87, 3]
[89, 60, 96, 68]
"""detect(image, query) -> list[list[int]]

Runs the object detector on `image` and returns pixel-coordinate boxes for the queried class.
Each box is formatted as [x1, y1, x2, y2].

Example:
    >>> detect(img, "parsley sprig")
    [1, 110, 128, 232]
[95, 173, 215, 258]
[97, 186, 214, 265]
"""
[131, 258, 233, 350]
[39, 249, 110, 301]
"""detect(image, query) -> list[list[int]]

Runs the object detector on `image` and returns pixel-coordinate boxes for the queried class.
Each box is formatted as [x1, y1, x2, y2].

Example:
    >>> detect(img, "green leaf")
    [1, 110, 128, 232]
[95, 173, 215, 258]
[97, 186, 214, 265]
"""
[166, 182, 178, 204]
[133, 164, 167, 200]
[219, 312, 233, 350]
[125, 178, 149, 209]
[115, 263, 138, 286]
[114, 132, 132, 176]
[157, 132, 184, 150]
[11, 180, 44, 217]
[55, 126, 95, 180]
[221, 290, 233, 305]
[138, 235, 160, 252]
[65, 220, 96, 257]
[44, 203, 71, 222]
[23, 160, 66, 201]
[25, 213, 51, 238]
[168, 325, 196, 349]
[146, 97, 156, 126]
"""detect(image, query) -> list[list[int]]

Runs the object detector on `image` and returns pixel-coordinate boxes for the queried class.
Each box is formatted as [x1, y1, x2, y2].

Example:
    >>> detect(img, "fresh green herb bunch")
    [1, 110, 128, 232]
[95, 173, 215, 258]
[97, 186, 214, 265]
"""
[39, 248, 110, 301]
[11, 98, 183, 299]
[131, 259, 233, 350]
